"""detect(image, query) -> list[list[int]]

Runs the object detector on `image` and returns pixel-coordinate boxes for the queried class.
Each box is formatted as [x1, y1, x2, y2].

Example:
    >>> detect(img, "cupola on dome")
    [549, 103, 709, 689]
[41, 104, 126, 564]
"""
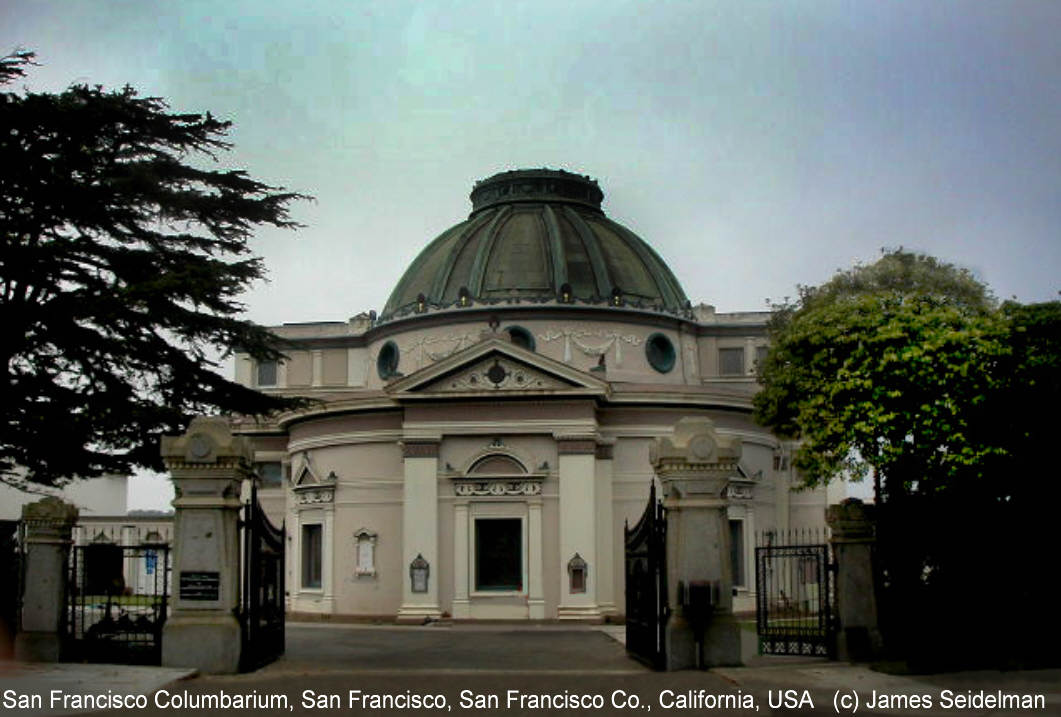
[380, 169, 690, 322]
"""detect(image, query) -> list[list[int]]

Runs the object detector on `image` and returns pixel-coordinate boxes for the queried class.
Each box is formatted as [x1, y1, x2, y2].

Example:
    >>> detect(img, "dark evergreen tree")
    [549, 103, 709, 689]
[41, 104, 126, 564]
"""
[1, 51, 308, 487]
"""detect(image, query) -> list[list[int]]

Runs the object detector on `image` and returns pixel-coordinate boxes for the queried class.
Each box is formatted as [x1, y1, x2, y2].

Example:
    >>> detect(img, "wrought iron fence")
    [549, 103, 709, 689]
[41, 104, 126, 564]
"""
[64, 541, 171, 665]
[754, 528, 835, 658]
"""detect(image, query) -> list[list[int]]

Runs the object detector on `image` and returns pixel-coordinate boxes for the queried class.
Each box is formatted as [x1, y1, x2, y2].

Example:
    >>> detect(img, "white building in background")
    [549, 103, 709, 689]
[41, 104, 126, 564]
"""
[0, 474, 128, 522]
[232, 169, 844, 621]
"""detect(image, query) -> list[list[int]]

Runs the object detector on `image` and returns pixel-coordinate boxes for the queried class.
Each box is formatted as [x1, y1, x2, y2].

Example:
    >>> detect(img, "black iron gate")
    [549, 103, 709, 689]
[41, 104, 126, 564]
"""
[64, 540, 171, 665]
[755, 540, 835, 658]
[0, 520, 20, 659]
[624, 481, 668, 669]
[239, 482, 285, 671]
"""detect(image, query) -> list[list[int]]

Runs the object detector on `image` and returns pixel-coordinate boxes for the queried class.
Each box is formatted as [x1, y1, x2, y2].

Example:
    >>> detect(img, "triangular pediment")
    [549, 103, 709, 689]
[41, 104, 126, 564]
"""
[385, 337, 610, 399]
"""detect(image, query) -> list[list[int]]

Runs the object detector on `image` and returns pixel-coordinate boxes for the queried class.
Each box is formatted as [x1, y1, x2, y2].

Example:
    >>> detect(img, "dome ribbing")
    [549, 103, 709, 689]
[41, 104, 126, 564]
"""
[380, 169, 690, 322]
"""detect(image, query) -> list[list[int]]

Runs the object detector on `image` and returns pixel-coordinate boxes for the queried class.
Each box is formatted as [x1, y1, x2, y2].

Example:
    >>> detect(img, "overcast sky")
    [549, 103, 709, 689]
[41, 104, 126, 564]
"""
[6, 1, 1059, 510]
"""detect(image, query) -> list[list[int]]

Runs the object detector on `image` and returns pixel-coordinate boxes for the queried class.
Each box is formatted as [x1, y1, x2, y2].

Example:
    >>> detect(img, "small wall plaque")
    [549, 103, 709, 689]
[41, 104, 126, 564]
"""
[567, 553, 587, 594]
[410, 554, 429, 593]
[179, 571, 220, 601]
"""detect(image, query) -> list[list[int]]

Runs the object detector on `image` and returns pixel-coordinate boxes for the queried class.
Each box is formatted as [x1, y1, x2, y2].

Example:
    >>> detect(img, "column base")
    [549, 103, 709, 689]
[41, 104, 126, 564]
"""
[528, 599, 546, 620]
[14, 631, 62, 662]
[451, 599, 471, 619]
[395, 604, 442, 624]
[557, 604, 604, 622]
[665, 611, 743, 670]
[162, 612, 242, 674]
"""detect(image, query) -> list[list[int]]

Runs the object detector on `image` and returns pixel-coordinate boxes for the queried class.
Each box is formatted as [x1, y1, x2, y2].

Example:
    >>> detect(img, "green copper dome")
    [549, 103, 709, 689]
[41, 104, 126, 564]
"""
[380, 169, 690, 322]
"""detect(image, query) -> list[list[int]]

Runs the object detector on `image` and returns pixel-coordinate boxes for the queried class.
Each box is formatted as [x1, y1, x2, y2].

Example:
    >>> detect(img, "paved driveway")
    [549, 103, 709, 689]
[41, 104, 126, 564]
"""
[267, 622, 647, 673]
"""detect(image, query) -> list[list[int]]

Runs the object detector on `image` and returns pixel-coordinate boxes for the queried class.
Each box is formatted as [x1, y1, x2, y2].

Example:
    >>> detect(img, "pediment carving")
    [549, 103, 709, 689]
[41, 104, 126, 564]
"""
[424, 357, 569, 393]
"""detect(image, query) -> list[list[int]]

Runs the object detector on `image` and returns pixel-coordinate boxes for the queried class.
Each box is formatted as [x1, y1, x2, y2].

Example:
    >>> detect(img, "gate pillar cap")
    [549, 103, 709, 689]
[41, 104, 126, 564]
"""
[161, 416, 253, 466]
[21, 496, 79, 524]
[650, 417, 741, 470]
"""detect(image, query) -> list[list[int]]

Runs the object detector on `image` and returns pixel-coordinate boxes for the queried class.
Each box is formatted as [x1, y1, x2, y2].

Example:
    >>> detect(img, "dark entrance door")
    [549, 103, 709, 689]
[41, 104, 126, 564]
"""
[623, 481, 668, 669]
[755, 541, 835, 658]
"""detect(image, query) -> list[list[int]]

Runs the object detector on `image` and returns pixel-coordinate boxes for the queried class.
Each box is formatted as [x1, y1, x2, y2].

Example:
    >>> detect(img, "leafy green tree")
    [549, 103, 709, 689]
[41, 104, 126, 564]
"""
[1, 51, 307, 487]
[754, 250, 1005, 500]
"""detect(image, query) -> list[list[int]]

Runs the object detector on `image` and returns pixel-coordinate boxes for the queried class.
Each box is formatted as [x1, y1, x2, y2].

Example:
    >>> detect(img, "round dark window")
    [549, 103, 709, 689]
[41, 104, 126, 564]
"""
[377, 340, 399, 380]
[645, 333, 676, 373]
[507, 325, 536, 352]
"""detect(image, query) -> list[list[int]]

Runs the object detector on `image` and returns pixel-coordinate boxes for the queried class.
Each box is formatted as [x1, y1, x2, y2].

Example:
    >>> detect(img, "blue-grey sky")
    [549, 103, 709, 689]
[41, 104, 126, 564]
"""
[5, 1, 1059, 509]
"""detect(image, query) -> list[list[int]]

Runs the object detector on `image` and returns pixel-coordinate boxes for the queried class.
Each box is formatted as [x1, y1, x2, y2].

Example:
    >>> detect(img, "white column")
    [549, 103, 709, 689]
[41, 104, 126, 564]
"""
[397, 439, 442, 622]
[452, 501, 470, 619]
[594, 443, 616, 616]
[527, 498, 545, 619]
[556, 437, 601, 621]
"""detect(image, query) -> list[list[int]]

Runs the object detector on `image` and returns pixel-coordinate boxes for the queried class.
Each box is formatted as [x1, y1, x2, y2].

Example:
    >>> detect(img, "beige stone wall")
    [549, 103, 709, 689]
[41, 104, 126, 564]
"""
[285, 351, 313, 387]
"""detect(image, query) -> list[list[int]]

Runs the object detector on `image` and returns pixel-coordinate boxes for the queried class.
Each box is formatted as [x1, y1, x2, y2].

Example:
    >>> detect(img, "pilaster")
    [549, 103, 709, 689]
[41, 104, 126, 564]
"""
[556, 436, 601, 621]
[397, 438, 442, 623]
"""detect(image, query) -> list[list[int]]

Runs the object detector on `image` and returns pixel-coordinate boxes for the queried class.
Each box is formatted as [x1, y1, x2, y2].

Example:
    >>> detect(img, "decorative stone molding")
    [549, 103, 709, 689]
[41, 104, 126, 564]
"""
[160, 416, 252, 469]
[726, 482, 754, 501]
[453, 479, 543, 497]
[650, 417, 742, 499]
[295, 487, 335, 505]
[557, 439, 596, 455]
[437, 357, 566, 392]
[826, 498, 877, 543]
[20, 497, 79, 540]
[538, 328, 643, 366]
[402, 441, 440, 458]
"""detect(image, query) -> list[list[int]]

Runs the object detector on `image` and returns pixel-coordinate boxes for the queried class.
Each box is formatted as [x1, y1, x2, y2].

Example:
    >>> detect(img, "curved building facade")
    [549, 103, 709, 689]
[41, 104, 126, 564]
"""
[233, 169, 839, 621]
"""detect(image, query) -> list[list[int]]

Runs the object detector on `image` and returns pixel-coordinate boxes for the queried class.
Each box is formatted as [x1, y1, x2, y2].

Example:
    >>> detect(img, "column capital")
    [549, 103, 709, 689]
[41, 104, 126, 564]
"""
[401, 440, 440, 458]
[556, 437, 597, 455]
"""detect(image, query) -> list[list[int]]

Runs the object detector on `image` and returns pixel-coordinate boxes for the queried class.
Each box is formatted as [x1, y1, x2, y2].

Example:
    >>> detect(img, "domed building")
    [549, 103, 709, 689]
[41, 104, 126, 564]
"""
[233, 169, 840, 622]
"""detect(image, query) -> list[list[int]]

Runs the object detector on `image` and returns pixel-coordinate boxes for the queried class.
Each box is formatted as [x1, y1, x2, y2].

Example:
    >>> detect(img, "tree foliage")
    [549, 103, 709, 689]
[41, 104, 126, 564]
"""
[755, 248, 1061, 668]
[754, 250, 1005, 496]
[1, 51, 308, 487]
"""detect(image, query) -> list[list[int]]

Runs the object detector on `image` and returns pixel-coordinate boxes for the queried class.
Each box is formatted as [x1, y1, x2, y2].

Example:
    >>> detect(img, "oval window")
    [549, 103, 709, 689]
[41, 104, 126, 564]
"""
[645, 333, 676, 373]
[507, 325, 536, 352]
[377, 340, 400, 380]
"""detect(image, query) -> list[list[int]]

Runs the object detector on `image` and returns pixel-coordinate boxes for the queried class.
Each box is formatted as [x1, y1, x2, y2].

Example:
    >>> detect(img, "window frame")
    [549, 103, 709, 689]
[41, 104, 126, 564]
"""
[301, 523, 323, 590]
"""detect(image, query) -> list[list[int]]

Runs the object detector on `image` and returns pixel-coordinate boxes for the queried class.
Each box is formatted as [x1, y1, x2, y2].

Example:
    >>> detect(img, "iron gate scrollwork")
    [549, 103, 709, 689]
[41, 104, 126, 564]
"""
[624, 481, 668, 669]
[755, 541, 835, 658]
[240, 482, 285, 671]
[64, 539, 171, 665]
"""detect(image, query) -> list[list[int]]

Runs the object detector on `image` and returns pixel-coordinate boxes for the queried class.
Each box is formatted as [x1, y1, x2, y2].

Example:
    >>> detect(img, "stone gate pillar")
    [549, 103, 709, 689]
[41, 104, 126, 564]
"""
[160, 417, 250, 673]
[651, 417, 742, 669]
[14, 497, 79, 661]
[826, 499, 883, 661]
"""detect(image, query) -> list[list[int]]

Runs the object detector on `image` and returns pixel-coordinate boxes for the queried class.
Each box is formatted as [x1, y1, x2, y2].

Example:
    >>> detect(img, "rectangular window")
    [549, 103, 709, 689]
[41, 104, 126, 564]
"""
[755, 345, 769, 368]
[257, 360, 278, 387]
[255, 461, 283, 487]
[729, 519, 745, 587]
[475, 518, 522, 591]
[301, 524, 322, 589]
[719, 347, 745, 376]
